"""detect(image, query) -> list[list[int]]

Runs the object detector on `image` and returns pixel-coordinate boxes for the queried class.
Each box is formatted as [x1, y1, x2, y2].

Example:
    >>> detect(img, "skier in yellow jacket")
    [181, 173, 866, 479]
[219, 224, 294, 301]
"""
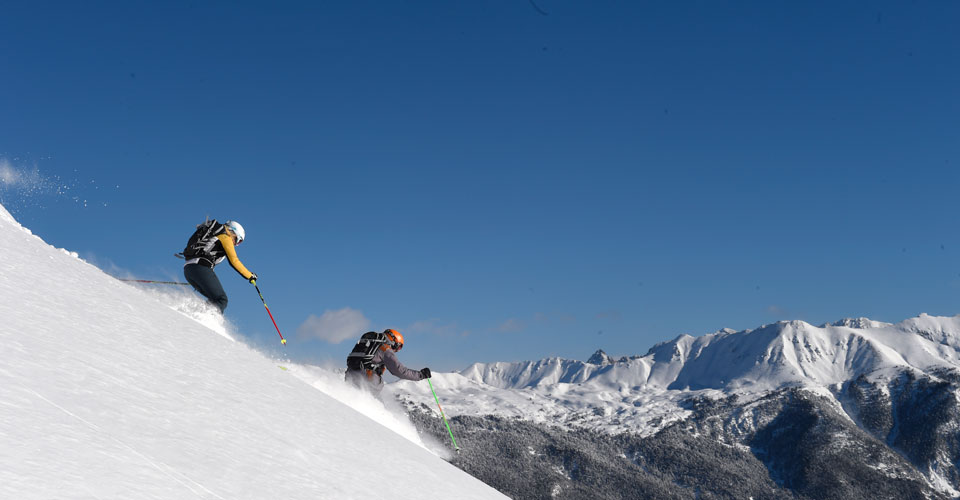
[181, 220, 256, 313]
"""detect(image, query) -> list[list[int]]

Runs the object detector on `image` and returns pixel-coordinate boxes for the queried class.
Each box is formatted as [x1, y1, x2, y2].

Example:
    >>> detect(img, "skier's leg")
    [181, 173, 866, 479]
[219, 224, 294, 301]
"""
[183, 264, 204, 294]
[183, 264, 229, 313]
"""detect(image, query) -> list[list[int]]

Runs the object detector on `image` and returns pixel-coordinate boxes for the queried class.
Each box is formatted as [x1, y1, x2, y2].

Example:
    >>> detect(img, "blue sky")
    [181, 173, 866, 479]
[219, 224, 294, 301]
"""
[2, 1, 958, 372]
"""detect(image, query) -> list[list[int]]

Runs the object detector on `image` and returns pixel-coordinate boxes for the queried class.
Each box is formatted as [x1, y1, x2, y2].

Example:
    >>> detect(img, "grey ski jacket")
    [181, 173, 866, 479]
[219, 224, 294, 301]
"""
[345, 348, 424, 394]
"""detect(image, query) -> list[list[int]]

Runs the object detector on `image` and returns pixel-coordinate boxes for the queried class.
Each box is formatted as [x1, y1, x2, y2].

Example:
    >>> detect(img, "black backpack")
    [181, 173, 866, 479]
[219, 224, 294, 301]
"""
[182, 219, 225, 260]
[346, 331, 392, 372]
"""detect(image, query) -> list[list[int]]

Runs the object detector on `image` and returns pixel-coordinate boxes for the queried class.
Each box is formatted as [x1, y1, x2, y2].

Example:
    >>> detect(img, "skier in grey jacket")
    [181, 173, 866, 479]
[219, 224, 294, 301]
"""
[345, 329, 431, 395]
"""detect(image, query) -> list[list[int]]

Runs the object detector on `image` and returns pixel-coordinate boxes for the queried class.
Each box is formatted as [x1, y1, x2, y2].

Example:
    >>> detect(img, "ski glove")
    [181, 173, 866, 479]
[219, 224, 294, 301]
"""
[248, 273, 258, 285]
[420, 367, 432, 379]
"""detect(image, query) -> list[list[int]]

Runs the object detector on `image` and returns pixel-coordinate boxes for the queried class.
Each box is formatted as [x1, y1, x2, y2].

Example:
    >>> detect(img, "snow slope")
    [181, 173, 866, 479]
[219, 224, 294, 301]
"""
[395, 313, 960, 436]
[0, 203, 504, 499]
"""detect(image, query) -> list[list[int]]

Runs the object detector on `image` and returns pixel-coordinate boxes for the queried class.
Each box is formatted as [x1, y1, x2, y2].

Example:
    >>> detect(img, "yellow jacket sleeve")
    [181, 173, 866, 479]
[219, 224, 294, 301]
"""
[217, 233, 254, 280]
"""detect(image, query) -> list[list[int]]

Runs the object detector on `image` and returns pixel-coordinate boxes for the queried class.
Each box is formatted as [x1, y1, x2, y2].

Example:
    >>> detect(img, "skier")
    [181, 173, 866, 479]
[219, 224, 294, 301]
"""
[181, 219, 256, 313]
[345, 329, 431, 395]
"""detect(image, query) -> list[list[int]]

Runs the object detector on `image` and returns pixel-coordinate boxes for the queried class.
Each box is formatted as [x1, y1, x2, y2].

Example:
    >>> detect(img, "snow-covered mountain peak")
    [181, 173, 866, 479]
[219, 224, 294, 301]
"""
[587, 349, 615, 365]
[397, 313, 960, 438]
[897, 313, 960, 335]
[467, 316, 960, 396]
[644, 333, 696, 359]
[828, 317, 892, 329]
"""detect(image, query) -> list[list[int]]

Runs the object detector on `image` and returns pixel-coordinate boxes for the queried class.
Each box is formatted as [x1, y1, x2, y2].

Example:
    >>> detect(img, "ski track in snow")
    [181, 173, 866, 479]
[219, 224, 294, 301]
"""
[26, 388, 228, 499]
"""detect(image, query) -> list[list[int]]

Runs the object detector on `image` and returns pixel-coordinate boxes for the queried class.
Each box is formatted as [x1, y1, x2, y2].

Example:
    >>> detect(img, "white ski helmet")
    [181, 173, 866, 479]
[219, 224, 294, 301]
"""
[224, 220, 245, 245]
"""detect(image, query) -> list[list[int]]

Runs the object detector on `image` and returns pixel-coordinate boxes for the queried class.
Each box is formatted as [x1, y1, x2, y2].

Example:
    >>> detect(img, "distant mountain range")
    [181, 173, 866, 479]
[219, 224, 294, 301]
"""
[395, 314, 960, 499]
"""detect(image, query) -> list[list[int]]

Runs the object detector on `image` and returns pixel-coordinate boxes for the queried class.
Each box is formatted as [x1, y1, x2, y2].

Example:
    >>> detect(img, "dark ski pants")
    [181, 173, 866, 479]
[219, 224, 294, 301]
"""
[184, 264, 228, 313]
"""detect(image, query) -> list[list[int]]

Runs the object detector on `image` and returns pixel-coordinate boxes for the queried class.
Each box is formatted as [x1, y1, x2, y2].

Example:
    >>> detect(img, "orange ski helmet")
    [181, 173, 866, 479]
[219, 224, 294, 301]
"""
[384, 329, 404, 351]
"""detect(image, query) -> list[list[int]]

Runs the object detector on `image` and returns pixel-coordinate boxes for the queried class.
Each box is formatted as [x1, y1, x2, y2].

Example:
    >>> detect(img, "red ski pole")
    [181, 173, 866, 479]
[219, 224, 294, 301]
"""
[254, 284, 287, 345]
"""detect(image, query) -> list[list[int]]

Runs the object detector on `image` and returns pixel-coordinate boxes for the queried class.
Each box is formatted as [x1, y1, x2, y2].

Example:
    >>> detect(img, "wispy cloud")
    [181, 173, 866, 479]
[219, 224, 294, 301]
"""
[297, 308, 371, 344]
[497, 318, 525, 333]
[595, 310, 622, 321]
[407, 319, 470, 338]
[534, 312, 577, 324]
[766, 305, 789, 317]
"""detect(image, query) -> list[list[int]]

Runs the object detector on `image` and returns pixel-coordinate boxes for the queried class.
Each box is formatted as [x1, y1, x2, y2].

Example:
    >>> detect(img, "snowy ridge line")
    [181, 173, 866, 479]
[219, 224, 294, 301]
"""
[393, 313, 960, 437]
[459, 315, 960, 393]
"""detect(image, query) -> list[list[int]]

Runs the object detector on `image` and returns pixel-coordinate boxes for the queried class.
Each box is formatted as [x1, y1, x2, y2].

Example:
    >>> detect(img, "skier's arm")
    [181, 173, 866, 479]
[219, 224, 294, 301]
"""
[216, 233, 254, 280]
[381, 349, 425, 381]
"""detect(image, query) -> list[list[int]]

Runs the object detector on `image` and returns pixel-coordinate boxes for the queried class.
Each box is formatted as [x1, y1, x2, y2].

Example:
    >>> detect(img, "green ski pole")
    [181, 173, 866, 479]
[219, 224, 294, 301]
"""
[427, 378, 460, 453]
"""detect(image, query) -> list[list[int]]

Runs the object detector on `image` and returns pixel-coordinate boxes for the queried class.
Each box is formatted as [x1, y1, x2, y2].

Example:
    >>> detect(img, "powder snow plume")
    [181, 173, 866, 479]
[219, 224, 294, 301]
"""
[0, 158, 114, 212]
